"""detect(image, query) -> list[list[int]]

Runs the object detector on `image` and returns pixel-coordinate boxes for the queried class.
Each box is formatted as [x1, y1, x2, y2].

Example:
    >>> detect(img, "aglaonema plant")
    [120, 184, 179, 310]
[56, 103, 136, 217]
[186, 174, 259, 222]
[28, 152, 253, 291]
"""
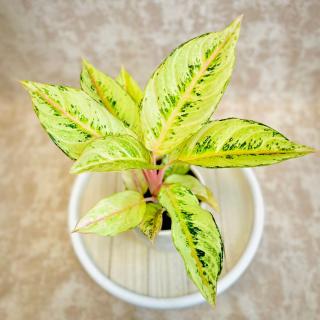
[22, 16, 315, 306]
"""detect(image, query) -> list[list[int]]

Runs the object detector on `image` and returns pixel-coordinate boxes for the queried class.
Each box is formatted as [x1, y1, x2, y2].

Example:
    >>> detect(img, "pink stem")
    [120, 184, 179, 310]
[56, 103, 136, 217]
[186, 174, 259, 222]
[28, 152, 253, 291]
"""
[150, 168, 165, 196]
[157, 168, 165, 183]
[143, 154, 166, 197]
[142, 170, 152, 191]
[142, 169, 149, 183]
[143, 169, 156, 194]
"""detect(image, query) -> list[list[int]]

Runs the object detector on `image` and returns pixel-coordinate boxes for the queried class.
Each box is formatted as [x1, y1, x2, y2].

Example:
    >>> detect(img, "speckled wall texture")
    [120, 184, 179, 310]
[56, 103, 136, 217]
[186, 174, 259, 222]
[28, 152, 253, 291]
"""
[0, 0, 319, 319]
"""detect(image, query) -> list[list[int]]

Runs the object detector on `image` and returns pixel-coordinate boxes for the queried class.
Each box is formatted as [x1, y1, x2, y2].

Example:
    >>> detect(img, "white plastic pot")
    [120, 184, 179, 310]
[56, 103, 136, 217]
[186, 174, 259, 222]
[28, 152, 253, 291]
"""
[69, 168, 264, 309]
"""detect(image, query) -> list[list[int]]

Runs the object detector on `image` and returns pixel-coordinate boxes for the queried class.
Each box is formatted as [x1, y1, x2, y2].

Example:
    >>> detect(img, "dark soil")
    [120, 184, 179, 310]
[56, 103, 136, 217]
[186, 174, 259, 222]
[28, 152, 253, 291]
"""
[143, 189, 153, 198]
[161, 212, 172, 230]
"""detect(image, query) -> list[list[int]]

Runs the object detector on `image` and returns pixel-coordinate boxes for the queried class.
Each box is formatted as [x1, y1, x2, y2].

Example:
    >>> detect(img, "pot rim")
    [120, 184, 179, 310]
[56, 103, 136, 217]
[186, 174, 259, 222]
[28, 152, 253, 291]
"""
[68, 168, 264, 309]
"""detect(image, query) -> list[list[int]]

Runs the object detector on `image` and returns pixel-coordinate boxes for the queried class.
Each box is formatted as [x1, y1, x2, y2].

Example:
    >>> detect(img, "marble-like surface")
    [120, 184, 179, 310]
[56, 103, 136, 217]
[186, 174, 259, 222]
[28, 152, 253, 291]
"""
[0, 0, 319, 319]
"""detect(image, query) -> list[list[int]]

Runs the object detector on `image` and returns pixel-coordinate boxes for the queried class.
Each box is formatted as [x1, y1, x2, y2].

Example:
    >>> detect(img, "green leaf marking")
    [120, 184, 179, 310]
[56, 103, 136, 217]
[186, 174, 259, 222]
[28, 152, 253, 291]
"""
[139, 203, 163, 241]
[81, 60, 142, 136]
[163, 160, 190, 179]
[171, 118, 315, 168]
[141, 16, 242, 155]
[158, 183, 223, 306]
[21, 81, 132, 160]
[70, 135, 154, 174]
[165, 174, 219, 211]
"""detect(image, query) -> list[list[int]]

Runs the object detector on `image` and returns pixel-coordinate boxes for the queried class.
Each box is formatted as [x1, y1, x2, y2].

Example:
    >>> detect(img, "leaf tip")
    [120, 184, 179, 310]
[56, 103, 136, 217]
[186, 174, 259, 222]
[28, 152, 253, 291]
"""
[228, 14, 243, 35]
[120, 64, 126, 73]
[307, 146, 317, 154]
[20, 80, 32, 90]
[71, 223, 81, 233]
[72, 219, 88, 233]
[209, 300, 217, 309]
[69, 165, 80, 175]
[236, 14, 244, 24]
[299, 145, 317, 155]
[82, 58, 92, 69]
[314, 149, 320, 156]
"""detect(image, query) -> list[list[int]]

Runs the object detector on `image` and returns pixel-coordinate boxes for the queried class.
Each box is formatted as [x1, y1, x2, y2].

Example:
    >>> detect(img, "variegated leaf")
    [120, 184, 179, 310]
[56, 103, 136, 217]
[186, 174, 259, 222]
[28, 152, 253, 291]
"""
[116, 66, 144, 105]
[141, 16, 242, 155]
[139, 203, 163, 241]
[171, 118, 315, 168]
[22, 81, 132, 160]
[73, 191, 146, 236]
[158, 184, 223, 306]
[121, 169, 149, 194]
[70, 135, 154, 174]
[81, 60, 142, 136]
[163, 161, 190, 179]
[165, 174, 219, 212]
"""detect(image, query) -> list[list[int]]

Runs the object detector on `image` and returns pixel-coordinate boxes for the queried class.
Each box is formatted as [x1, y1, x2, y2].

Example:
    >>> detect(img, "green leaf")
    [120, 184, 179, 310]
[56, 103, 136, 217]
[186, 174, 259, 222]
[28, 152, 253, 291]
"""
[73, 191, 146, 236]
[171, 118, 315, 168]
[163, 162, 190, 179]
[121, 169, 148, 194]
[116, 66, 144, 105]
[81, 60, 142, 136]
[139, 203, 163, 241]
[70, 135, 154, 174]
[141, 16, 242, 155]
[158, 184, 223, 306]
[165, 174, 219, 212]
[21, 81, 133, 160]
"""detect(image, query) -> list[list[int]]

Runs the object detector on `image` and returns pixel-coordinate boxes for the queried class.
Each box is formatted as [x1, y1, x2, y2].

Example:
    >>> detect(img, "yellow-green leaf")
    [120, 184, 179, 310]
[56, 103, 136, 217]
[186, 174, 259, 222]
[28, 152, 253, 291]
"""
[81, 60, 142, 136]
[163, 161, 190, 179]
[70, 135, 154, 174]
[165, 174, 219, 212]
[171, 118, 315, 168]
[121, 169, 148, 194]
[141, 16, 242, 155]
[116, 66, 144, 105]
[139, 203, 163, 241]
[22, 81, 132, 160]
[202, 187, 220, 213]
[158, 184, 223, 306]
[73, 191, 146, 236]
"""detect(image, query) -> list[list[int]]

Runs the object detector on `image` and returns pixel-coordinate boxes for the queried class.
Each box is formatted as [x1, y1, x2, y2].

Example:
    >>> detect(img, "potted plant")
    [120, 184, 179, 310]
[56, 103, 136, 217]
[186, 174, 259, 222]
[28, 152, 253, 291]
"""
[22, 16, 315, 308]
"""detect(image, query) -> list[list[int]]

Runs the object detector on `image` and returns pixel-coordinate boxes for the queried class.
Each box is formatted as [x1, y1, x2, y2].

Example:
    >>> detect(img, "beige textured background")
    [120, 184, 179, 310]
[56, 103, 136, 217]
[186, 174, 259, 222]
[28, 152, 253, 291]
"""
[1, 0, 319, 319]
